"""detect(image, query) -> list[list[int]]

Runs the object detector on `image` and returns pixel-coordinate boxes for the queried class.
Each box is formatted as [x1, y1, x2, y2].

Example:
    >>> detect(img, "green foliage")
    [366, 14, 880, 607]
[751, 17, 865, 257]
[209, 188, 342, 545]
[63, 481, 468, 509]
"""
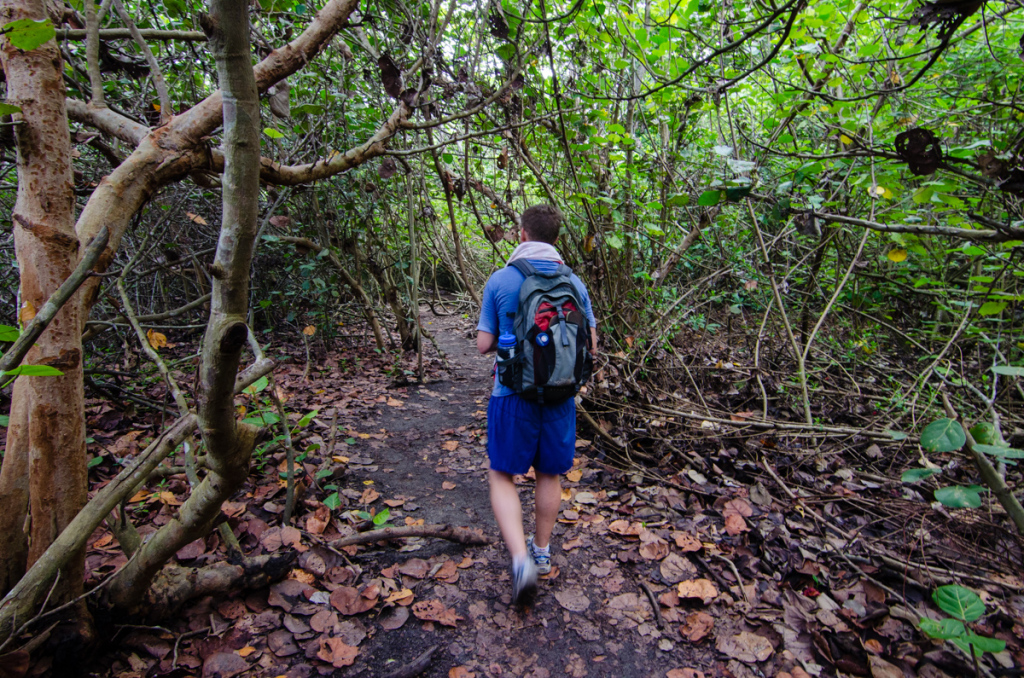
[901, 468, 941, 483]
[921, 584, 1005, 659]
[1, 19, 55, 51]
[920, 419, 966, 453]
[934, 485, 985, 509]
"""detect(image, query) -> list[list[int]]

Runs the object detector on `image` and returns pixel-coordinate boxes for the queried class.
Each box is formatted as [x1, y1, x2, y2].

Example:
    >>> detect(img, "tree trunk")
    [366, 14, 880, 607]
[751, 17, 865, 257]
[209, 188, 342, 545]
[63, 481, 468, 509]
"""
[0, 0, 85, 600]
[104, 0, 263, 611]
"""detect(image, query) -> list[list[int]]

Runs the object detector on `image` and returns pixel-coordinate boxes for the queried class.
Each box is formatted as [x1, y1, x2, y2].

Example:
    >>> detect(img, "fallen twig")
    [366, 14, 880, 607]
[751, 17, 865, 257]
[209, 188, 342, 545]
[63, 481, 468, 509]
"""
[382, 645, 438, 678]
[638, 581, 665, 629]
[329, 524, 491, 549]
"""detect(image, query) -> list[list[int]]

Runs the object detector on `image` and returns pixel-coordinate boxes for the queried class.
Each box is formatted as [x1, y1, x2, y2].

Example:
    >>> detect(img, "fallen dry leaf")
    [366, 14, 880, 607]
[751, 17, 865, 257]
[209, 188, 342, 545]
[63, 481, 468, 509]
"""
[360, 487, 380, 504]
[379, 605, 409, 630]
[666, 670, 705, 678]
[384, 498, 406, 508]
[672, 532, 703, 552]
[411, 599, 461, 627]
[329, 586, 377, 616]
[442, 481, 457, 490]
[398, 558, 430, 578]
[385, 588, 414, 606]
[680, 611, 714, 642]
[716, 631, 773, 663]
[441, 440, 459, 452]
[639, 541, 669, 560]
[660, 553, 698, 583]
[677, 579, 718, 604]
[19, 300, 36, 324]
[146, 329, 167, 350]
[386, 397, 403, 407]
[449, 668, 476, 678]
[565, 469, 583, 482]
[236, 646, 256, 658]
[608, 520, 643, 538]
[722, 498, 753, 519]
[554, 588, 591, 613]
[724, 513, 749, 536]
[317, 637, 358, 668]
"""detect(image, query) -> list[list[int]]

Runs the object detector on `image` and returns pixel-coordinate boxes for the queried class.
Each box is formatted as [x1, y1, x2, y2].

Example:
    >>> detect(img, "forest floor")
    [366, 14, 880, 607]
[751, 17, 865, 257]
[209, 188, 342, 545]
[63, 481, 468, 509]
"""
[61, 310, 1024, 678]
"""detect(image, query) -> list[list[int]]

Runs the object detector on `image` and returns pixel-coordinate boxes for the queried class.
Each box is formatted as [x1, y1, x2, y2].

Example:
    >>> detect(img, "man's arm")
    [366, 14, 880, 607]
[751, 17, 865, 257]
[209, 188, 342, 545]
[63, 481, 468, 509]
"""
[477, 331, 497, 354]
[591, 327, 598, 353]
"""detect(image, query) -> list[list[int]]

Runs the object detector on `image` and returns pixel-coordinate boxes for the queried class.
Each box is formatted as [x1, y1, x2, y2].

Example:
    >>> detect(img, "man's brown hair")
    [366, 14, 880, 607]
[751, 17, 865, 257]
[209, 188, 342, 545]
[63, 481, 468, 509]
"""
[520, 204, 562, 244]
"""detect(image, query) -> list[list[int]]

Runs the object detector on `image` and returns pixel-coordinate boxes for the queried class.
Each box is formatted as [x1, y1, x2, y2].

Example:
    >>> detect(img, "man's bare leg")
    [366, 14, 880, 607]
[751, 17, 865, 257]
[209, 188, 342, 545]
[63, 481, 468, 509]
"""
[533, 472, 561, 549]
[488, 469, 527, 558]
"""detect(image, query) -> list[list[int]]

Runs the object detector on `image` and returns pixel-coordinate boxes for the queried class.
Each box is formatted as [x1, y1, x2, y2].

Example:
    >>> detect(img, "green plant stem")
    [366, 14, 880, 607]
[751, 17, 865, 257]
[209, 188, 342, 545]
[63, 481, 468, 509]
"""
[268, 373, 297, 526]
[941, 393, 1024, 535]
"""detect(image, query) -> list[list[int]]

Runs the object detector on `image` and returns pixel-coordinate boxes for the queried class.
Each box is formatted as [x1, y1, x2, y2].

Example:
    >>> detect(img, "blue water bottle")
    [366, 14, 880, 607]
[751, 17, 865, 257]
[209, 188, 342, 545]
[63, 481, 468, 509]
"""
[497, 333, 517, 361]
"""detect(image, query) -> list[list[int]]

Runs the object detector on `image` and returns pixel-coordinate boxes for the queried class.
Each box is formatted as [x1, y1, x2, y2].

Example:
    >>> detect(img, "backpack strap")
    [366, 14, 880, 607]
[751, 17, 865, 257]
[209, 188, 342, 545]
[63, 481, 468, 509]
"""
[508, 259, 573, 278]
[508, 259, 539, 278]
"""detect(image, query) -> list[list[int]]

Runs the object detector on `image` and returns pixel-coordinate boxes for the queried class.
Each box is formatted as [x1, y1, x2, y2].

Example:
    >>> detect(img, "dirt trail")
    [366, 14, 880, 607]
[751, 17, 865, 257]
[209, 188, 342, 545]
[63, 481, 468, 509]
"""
[328, 313, 704, 677]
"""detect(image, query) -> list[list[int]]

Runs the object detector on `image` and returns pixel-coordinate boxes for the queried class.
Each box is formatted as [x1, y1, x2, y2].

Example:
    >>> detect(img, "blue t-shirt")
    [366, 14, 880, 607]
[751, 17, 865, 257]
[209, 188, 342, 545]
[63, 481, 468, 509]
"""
[477, 260, 597, 397]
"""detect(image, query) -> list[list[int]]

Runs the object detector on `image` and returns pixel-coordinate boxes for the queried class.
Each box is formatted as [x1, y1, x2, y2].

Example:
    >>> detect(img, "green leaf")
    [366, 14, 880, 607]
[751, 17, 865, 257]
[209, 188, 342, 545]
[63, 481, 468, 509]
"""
[969, 422, 1001, 446]
[345, 437, 356, 445]
[902, 468, 941, 483]
[961, 633, 1005, 655]
[978, 301, 1007, 316]
[315, 468, 333, 480]
[4, 365, 63, 377]
[241, 412, 281, 426]
[355, 510, 371, 520]
[263, 127, 285, 139]
[323, 492, 341, 509]
[992, 365, 1024, 377]
[0, 325, 20, 342]
[934, 485, 984, 509]
[933, 584, 986, 621]
[2, 19, 55, 51]
[713, 145, 733, 156]
[605, 234, 624, 249]
[886, 430, 909, 441]
[0, 415, 8, 427]
[87, 456, 104, 468]
[244, 375, 269, 394]
[974, 444, 1024, 459]
[372, 507, 390, 526]
[296, 409, 318, 428]
[442, 152, 454, 163]
[698, 190, 723, 206]
[919, 616, 965, 640]
[0, 103, 21, 116]
[920, 418, 966, 453]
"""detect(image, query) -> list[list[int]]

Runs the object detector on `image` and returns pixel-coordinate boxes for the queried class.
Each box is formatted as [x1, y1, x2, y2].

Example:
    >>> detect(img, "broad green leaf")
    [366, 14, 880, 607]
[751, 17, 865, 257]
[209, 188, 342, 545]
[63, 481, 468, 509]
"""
[698, 190, 723, 206]
[992, 365, 1024, 377]
[978, 301, 1007, 316]
[887, 249, 907, 263]
[968, 422, 1002, 446]
[296, 409, 318, 428]
[87, 456, 104, 468]
[242, 412, 280, 426]
[315, 468, 333, 480]
[920, 419, 965, 452]
[0, 325, 20, 342]
[934, 485, 984, 509]
[2, 19, 55, 51]
[0, 414, 8, 427]
[372, 507, 390, 526]
[919, 616, 965, 640]
[323, 492, 341, 510]
[345, 437, 356, 445]
[0, 103, 21, 116]
[263, 127, 285, 139]
[961, 633, 1006, 655]
[605, 234, 623, 249]
[974, 444, 1024, 459]
[4, 365, 63, 377]
[712, 145, 733, 156]
[901, 468, 940, 483]
[244, 375, 269, 394]
[933, 585, 986, 622]
[886, 430, 909, 441]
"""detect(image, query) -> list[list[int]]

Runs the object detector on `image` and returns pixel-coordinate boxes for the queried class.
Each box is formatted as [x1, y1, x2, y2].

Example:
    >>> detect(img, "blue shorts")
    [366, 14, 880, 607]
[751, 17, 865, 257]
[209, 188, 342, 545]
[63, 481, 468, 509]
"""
[487, 394, 576, 475]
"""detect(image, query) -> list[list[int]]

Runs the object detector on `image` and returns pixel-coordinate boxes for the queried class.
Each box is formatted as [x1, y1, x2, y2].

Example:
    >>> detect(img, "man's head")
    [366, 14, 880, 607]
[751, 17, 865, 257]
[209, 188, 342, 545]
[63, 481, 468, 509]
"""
[519, 204, 562, 244]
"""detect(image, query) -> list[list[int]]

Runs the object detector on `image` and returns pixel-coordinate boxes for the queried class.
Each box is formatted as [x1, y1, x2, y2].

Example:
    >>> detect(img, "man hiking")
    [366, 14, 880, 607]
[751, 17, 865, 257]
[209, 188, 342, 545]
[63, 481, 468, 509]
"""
[476, 204, 597, 605]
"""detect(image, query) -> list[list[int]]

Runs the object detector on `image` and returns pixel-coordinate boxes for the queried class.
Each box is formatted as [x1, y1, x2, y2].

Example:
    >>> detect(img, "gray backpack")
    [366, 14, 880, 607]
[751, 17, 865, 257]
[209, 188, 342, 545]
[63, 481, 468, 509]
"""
[497, 260, 593, 404]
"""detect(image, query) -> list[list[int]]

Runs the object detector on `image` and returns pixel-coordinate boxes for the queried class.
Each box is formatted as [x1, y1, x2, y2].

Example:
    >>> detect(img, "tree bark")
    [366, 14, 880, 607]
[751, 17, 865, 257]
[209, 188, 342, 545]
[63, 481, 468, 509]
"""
[105, 0, 263, 611]
[0, 0, 84, 600]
